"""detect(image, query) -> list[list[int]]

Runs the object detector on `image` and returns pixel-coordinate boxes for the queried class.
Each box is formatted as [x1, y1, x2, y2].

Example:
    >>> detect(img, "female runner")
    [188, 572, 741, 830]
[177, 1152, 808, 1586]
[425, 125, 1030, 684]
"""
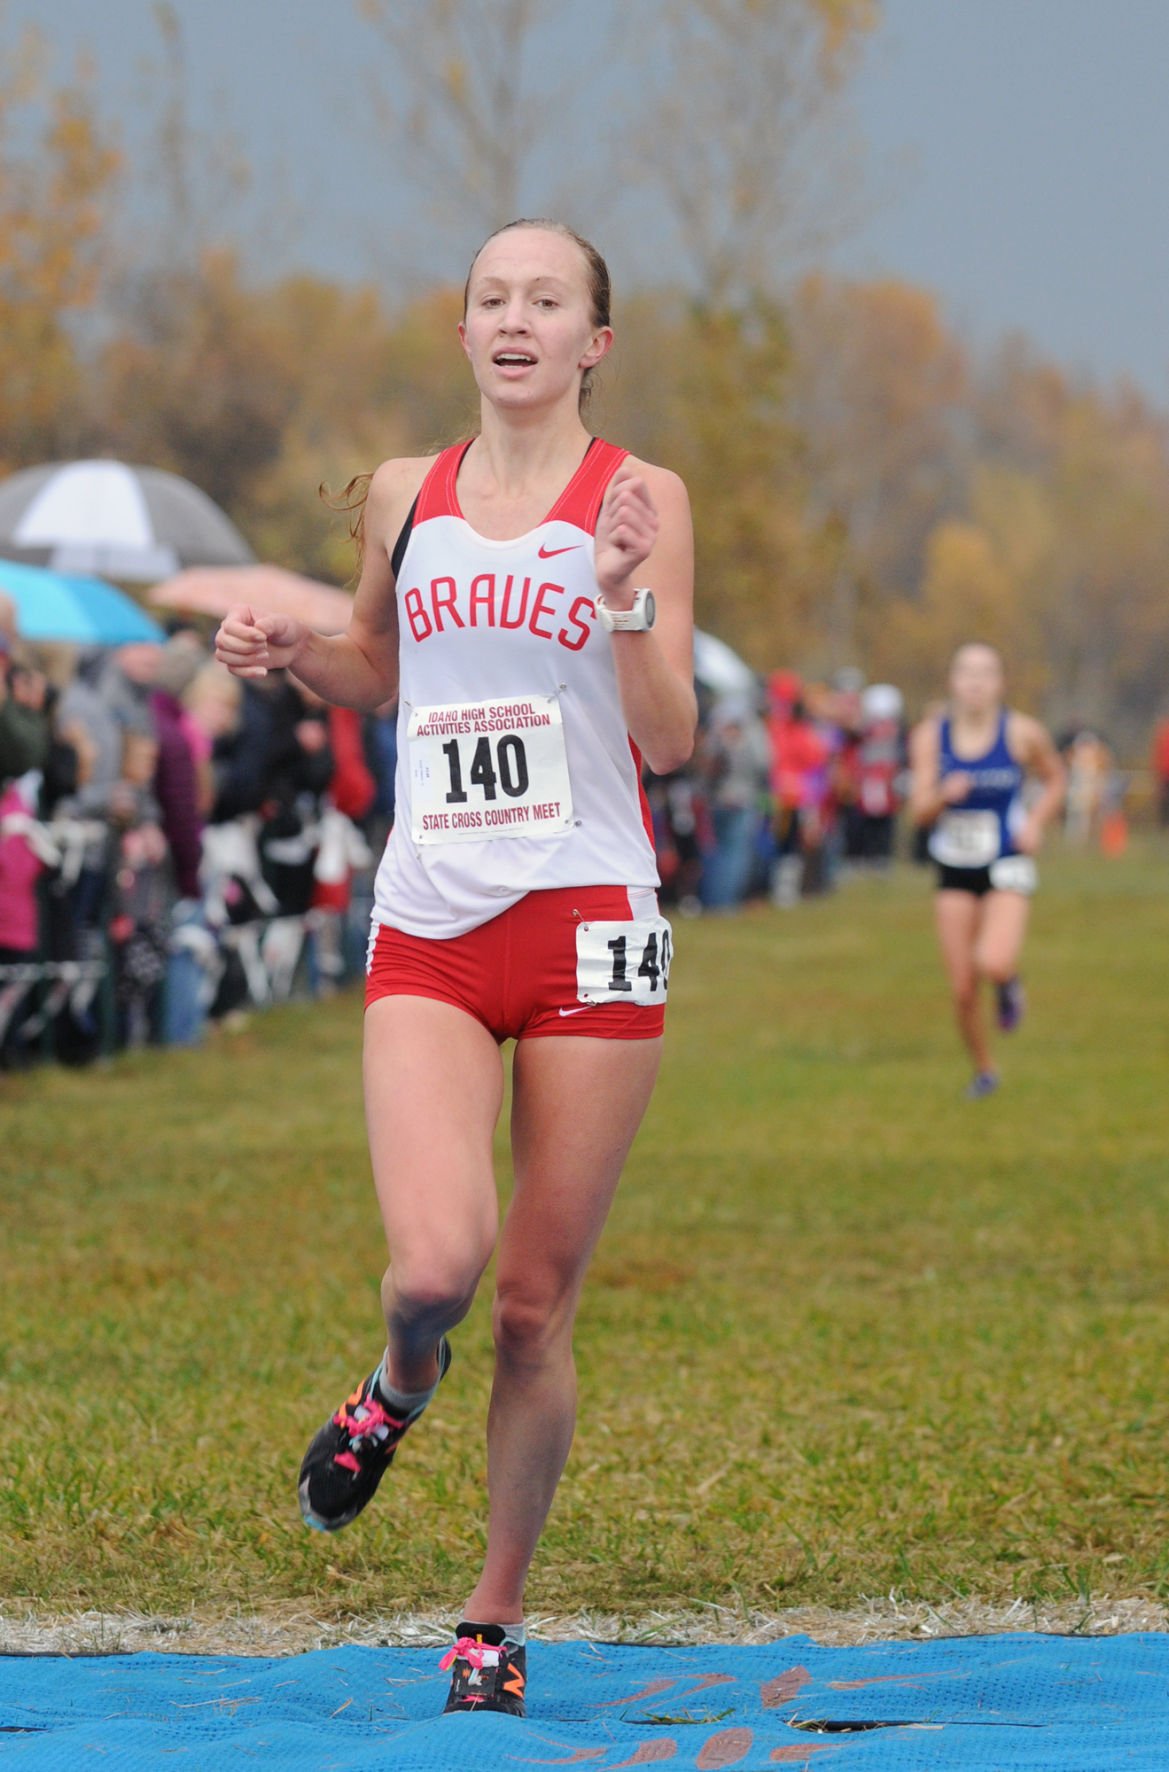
[215, 220, 695, 1716]
[909, 642, 1064, 1098]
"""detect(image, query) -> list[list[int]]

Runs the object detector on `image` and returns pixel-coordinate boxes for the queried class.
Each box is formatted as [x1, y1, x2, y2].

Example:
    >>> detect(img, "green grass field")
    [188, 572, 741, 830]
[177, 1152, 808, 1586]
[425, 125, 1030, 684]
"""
[2, 846, 1168, 1631]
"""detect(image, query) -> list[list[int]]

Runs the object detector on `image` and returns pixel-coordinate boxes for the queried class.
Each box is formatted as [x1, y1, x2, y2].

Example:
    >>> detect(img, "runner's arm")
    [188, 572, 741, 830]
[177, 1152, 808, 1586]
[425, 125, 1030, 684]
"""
[215, 459, 425, 711]
[1011, 714, 1066, 851]
[595, 461, 697, 776]
[909, 720, 946, 825]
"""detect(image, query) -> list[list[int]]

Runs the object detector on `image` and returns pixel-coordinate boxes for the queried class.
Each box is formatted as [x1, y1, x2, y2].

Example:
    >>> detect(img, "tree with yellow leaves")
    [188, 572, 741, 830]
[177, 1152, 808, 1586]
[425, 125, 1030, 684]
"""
[0, 16, 119, 471]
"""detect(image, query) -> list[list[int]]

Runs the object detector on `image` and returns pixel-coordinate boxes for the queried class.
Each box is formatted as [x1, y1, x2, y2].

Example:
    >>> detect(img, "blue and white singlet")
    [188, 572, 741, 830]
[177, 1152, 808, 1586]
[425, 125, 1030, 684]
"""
[928, 711, 1025, 871]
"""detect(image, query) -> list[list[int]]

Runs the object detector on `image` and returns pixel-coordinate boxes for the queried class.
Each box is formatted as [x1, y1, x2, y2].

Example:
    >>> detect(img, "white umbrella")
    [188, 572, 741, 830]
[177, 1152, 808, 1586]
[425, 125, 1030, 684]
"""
[693, 629, 757, 696]
[0, 459, 254, 581]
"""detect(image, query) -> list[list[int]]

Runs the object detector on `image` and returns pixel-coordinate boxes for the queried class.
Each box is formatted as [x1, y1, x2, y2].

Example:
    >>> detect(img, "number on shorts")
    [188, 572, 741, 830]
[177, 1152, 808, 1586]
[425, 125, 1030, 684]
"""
[605, 935, 633, 993]
[580, 917, 673, 1005]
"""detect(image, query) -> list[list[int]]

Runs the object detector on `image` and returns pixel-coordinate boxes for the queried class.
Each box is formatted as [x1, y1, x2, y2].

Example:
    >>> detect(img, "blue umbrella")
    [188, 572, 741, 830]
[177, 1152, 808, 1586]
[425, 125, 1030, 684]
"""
[0, 557, 164, 644]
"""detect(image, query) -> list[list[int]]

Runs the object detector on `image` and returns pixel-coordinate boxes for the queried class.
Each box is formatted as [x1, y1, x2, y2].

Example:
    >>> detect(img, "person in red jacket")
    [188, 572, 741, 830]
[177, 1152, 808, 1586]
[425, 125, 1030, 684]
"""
[767, 671, 829, 904]
[1152, 713, 1169, 829]
[312, 702, 376, 920]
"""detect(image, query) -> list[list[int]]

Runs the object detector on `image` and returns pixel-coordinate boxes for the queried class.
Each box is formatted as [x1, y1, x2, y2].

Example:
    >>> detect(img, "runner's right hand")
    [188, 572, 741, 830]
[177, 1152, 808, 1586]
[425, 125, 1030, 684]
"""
[940, 770, 973, 805]
[215, 605, 308, 678]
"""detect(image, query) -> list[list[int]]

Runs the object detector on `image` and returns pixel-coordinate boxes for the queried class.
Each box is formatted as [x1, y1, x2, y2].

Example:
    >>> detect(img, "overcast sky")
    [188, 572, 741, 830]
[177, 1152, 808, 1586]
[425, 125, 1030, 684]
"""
[844, 0, 1169, 397]
[13, 0, 1169, 401]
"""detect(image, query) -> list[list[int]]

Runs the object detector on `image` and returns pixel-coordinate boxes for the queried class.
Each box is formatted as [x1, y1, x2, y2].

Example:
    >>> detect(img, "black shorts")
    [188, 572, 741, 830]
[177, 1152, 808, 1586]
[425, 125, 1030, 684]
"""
[935, 855, 1037, 898]
[935, 864, 994, 897]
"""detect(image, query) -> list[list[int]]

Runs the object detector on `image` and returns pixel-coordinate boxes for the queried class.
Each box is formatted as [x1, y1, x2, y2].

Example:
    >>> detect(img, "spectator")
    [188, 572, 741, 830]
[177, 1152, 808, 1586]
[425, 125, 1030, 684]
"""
[1153, 710, 1169, 829]
[184, 660, 243, 819]
[0, 764, 46, 1067]
[55, 646, 169, 1048]
[364, 699, 399, 845]
[206, 676, 279, 824]
[255, 678, 334, 916]
[191, 668, 283, 991]
[767, 671, 830, 905]
[0, 623, 396, 1062]
[150, 633, 208, 903]
[853, 683, 906, 870]
[0, 608, 79, 1065]
[1063, 727, 1114, 847]
[57, 646, 160, 843]
[208, 674, 333, 916]
[700, 697, 770, 911]
[645, 761, 707, 917]
[828, 675, 867, 869]
[0, 600, 50, 788]
[322, 702, 377, 831]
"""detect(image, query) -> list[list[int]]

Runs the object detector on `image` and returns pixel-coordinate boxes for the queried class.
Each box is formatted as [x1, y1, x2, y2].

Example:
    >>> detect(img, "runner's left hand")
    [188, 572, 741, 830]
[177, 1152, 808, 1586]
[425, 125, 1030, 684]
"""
[1016, 817, 1043, 855]
[595, 465, 659, 601]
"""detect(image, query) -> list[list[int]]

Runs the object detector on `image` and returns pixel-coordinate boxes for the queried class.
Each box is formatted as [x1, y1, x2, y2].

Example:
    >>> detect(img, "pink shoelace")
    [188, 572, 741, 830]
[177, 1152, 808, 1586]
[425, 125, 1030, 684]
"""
[439, 1636, 501, 1675]
[332, 1393, 405, 1474]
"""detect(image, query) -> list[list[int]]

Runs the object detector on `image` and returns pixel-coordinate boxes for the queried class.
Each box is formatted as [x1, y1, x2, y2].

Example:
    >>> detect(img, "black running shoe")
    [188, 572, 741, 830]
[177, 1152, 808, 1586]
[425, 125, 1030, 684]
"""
[298, 1338, 451, 1532]
[441, 1622, 527, 1716]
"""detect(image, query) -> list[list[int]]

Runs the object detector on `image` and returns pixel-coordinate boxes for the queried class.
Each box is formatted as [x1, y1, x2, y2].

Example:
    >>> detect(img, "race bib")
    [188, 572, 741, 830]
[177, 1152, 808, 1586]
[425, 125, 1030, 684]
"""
[989, 854, 1037, 895]
[576, 915, 673, 1006]
[408, 694, 574, 845]
[930, 810, 1000, 868]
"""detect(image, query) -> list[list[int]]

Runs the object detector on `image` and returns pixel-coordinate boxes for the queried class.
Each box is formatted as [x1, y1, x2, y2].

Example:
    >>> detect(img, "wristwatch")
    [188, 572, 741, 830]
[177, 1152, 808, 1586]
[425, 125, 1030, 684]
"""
[595, 587, 656, 632]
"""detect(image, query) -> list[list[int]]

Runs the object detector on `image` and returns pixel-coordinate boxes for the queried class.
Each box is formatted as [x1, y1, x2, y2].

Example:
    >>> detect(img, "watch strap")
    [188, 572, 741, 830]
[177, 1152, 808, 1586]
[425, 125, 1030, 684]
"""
[596, 587, 655, 632]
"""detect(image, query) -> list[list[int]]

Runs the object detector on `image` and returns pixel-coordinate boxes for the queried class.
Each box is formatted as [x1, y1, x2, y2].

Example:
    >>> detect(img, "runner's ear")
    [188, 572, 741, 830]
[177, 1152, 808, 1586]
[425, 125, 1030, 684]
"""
[579, 326, 613, 371]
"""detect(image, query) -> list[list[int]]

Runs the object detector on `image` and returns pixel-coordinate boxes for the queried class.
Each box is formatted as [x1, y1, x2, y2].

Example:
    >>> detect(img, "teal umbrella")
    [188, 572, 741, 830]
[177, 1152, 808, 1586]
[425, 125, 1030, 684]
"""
[0, 558, 163, 645]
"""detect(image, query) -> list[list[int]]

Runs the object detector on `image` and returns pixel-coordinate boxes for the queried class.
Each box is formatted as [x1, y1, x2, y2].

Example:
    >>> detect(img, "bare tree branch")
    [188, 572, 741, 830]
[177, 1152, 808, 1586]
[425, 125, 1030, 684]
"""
[358, 0, 580, 256]
[633, 0, 876, 306]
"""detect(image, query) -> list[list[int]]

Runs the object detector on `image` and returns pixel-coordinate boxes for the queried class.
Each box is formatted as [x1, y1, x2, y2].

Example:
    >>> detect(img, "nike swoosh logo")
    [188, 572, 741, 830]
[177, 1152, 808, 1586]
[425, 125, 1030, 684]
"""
[538, 543, 580, 559]
[558, 1005, 592, 1017]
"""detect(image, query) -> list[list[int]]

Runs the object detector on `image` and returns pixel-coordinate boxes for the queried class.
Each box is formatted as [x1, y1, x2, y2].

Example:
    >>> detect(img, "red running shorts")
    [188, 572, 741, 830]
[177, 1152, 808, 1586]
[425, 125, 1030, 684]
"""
[365, 885, 667, 1043]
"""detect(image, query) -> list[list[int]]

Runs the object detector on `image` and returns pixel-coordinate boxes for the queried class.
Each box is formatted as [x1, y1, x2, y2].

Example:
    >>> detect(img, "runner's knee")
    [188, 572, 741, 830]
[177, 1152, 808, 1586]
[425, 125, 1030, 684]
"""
[492, 1274, 578, 1366]
[975, 946, 1013, 984]
[383, 1249, 491, 1329]
[951, 974, 978, 1012]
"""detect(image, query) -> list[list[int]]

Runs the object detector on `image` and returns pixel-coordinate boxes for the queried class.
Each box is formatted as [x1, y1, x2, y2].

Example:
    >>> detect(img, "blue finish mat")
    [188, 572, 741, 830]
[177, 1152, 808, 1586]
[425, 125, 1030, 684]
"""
[4, 1633, 1169, 1768]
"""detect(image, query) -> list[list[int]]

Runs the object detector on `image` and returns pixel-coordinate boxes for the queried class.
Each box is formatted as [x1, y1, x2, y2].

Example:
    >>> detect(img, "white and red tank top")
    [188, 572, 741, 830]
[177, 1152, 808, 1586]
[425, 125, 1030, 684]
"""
[372, 437, 659, 938]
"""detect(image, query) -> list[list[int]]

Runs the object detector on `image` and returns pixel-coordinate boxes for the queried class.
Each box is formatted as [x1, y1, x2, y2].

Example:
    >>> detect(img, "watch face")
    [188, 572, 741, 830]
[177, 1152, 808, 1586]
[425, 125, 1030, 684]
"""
[644, 591, 656, 629]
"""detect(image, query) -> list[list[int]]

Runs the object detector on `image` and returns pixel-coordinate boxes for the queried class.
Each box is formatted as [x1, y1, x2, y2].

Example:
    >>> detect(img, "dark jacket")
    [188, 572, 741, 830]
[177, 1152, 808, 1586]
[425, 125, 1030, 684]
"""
[0, 685, 49, 786]
[151, 689, 204, 900]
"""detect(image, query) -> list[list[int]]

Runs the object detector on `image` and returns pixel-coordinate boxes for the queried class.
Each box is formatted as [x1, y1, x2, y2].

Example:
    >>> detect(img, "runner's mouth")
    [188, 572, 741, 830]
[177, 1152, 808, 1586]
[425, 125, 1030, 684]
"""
[493, 352, 537, 367]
